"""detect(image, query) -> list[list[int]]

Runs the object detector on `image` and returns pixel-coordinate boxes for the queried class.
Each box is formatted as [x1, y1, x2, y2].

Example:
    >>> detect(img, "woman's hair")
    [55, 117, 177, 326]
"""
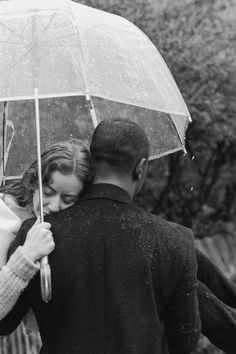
[0, 140, 93, 207]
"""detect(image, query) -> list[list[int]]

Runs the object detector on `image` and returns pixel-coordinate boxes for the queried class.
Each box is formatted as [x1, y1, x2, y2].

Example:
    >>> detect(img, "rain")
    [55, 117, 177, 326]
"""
[0, 0, 236, 354]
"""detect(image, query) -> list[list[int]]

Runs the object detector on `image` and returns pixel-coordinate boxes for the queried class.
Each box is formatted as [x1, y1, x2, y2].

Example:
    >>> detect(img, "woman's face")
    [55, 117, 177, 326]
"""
[32, 170, 84, 216]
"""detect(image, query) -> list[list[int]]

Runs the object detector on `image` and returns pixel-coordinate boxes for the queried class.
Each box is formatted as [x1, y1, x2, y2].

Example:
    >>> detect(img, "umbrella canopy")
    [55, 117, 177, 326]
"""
[0, 0, 191, 166]
[0, 0, 192, 303]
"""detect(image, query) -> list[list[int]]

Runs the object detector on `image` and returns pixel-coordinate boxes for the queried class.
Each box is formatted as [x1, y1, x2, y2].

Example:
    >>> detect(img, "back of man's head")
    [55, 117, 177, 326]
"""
[90, 118, 150, 178]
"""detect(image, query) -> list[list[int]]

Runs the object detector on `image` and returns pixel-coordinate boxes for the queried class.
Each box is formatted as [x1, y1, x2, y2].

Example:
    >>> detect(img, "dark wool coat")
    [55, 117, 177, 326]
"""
[0, 184, 200, 354]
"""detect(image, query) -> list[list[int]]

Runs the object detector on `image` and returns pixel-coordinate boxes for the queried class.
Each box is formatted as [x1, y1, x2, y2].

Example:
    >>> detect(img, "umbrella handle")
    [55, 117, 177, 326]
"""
[34, 88, 52, 303]
[40, 257, 52, 303]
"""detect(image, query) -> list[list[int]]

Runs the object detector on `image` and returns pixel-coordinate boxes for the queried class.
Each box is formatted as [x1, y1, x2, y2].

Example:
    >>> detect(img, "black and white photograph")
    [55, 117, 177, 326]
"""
[0, 0, 235, 353]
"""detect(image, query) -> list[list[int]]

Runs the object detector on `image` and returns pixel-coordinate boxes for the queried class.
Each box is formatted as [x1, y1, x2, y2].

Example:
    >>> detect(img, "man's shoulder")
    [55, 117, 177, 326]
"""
[132, 208, 194, 262]
[155, 217, 194, 253]
[128, 208, 195, 282]
[136, 206, 193, 242]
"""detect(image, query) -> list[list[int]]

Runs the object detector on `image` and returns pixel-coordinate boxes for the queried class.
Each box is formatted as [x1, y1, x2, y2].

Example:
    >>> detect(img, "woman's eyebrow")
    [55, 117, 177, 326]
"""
[45, 185, 77, 197]
[45, 184, 56, 192]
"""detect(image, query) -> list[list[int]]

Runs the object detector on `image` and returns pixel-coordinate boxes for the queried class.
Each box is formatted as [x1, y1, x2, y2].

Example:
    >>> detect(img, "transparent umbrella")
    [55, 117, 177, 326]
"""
[0, 0, 191, 301]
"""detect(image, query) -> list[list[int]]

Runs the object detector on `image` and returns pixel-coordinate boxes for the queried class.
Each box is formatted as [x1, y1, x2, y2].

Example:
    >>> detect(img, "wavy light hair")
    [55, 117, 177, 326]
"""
[0, 140, 93, 207]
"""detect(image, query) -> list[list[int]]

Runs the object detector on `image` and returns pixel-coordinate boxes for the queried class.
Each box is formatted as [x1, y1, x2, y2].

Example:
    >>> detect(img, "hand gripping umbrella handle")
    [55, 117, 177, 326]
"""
[40, 256, 52, 303]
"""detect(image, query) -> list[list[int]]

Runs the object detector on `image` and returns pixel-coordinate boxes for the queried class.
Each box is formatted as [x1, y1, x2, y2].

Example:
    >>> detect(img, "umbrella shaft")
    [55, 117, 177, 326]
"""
[34, 88, 44, 222]
[86, 93, 97, 128]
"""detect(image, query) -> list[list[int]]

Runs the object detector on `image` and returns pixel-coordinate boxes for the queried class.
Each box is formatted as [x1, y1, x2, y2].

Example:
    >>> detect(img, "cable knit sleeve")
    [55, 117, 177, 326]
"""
[0, 194, 22, 267]
[0, 246, 39, 320]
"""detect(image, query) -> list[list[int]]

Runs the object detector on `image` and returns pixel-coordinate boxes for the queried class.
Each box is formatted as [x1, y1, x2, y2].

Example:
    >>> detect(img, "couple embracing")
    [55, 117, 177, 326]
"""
[0, 118, 236, 353]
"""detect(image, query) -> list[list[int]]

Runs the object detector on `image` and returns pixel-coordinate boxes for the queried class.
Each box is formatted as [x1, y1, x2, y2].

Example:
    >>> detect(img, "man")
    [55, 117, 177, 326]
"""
[0, 118, 200, 353]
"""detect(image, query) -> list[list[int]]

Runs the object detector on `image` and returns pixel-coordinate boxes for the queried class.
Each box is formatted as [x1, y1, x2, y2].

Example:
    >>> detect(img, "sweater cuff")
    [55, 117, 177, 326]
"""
[7, 246, 40, 281]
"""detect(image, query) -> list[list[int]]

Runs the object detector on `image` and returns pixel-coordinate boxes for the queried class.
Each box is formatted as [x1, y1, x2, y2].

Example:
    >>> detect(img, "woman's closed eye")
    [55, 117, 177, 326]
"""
[43, 187, 55, 197]
[62, 196, 78, 205]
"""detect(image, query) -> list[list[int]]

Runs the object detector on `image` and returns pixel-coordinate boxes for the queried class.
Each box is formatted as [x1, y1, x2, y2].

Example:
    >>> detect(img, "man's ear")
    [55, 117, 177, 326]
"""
[133, 158, 148, 181]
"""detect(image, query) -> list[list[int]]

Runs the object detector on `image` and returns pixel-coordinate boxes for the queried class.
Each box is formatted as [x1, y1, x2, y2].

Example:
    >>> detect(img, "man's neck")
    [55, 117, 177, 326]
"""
[92, 176, 135, 200]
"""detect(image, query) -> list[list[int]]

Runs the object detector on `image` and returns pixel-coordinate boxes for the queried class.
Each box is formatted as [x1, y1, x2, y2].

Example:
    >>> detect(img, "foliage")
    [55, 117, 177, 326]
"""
[76, 0, 157, 29]
[137, 0, 236, 240]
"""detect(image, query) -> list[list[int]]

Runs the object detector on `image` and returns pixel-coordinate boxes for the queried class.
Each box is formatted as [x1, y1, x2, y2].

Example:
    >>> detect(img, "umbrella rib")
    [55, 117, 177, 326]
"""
[47, 51, 75, 67]
[0, 22, 30, 45]
[9, 47, 32, 70]
[0, 40, 27, 45]
[34, 9, 74, 46]
[1, 17, 33, 94]
[45, 36, 84, 70]
[6, 47, 32, 96]
[18, 15, 32, 42]
[33, 12, 67, 44]
[67, 9, 89, 93]
[58, 43, 84, 75]
[41, 12, 58, 34]
[39, 34, 75, 46]
[0, 16, 31, 81]
[39, 38, 76, 67]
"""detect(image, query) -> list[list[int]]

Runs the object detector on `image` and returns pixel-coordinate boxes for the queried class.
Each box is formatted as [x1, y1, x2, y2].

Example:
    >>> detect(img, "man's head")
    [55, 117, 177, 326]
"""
[90, 118, 150, 198]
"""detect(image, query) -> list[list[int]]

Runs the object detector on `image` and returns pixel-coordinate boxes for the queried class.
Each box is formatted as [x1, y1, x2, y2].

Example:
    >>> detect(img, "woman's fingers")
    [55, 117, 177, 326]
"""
[32, 217, 51, 230]
[23, 222, 55, 263]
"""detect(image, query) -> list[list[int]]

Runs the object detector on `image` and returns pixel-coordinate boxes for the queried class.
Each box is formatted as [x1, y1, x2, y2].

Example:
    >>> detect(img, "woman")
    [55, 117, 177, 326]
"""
[0, 139, 92, 353]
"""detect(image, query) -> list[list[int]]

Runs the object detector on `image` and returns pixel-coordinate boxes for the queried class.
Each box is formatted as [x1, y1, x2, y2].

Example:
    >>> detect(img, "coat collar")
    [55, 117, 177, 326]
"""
[80, 183, 132, 204]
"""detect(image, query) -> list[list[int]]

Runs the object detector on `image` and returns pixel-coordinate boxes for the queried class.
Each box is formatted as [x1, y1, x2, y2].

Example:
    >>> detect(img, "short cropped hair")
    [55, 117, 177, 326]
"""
[90, 118, 150, 174]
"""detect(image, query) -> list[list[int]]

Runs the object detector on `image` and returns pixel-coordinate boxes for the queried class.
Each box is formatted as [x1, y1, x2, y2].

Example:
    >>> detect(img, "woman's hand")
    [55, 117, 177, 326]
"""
[22, 217, 55, 263]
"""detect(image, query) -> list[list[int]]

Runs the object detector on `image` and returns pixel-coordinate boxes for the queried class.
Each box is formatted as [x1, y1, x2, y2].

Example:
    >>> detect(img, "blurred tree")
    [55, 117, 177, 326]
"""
[138, 0, 236, 240]
[77, 0, 157, 29]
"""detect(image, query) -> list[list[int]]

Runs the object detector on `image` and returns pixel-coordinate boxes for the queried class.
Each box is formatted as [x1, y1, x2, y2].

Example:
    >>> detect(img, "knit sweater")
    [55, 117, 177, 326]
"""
[0, 246, 39, 319]
[0, 193, 37, 319]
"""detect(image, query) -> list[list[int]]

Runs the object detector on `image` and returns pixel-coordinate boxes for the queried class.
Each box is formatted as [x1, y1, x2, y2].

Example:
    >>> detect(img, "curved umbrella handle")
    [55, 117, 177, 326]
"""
[40, 256, 52, 303]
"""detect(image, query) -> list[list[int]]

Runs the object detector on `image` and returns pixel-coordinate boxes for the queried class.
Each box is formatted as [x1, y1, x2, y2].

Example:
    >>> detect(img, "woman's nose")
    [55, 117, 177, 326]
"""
[48, 196, 61, 213]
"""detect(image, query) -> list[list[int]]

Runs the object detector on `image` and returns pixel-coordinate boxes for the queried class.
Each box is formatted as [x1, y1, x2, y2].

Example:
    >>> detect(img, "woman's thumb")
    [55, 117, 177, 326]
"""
[33, 216, 41, 226]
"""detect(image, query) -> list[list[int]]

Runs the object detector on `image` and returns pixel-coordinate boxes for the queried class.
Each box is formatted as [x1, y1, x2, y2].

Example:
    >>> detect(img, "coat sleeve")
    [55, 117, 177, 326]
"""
[162, 231, 201, 354]
[0, 220, 34, 334]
